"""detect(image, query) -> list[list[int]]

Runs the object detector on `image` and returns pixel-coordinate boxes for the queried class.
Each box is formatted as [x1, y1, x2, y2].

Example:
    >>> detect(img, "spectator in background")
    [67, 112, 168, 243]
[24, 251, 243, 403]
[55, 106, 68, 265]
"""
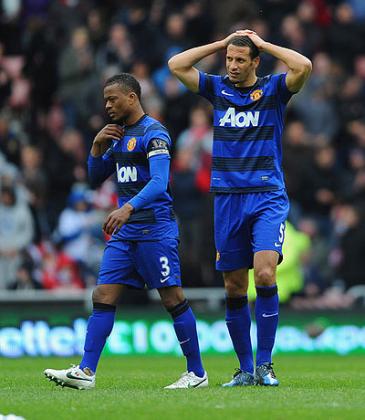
[96, 23, 134, 75]
[8, 251, 40, 290]
[299, 145, 344, 222]
[40, 241, 84, 290]
[131, 60, 164, 121]
[292, 52, 339, 140]
[58, 27, 97, 128]
[56, 188, 104, 286]
[176, 105, 213, 170]
[327, 2, 363, 71]
[333, 202, 365, 289]
[0, 183, 34, 288]
[20, 145, 48, 240]
[0, 43, 11, 108]
[0, 112, 25, 167]
[41, 125, 87, 230]
[172, 147, 204, 286]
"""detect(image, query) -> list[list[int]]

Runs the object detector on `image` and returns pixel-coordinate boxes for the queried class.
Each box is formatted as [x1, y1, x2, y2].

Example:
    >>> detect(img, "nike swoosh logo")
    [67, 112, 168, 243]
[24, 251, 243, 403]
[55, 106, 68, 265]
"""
[66, 372, 93, 382]
[187, 377, 207, 388]
[179, 338, 191, 345]
[262, 313, 278, 318]
[160, 276, 170, 283]
[274, 242, 281, 247]
[221, 89, 234, 96]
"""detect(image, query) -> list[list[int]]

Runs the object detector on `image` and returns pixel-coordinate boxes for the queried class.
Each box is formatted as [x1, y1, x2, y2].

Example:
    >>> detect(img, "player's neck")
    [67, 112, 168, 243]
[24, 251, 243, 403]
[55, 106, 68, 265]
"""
[234, 74, 258, 88]
[124, 107, 146, 126]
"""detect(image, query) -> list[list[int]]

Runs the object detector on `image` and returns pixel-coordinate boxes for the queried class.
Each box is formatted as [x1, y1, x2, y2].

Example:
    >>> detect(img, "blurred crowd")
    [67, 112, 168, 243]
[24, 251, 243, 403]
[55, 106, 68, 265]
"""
[0, 0, 365, 308]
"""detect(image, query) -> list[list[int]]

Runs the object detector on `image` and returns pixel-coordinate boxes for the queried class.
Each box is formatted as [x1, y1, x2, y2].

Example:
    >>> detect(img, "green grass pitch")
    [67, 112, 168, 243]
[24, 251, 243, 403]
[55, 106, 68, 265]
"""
[1, 355, 364, 420]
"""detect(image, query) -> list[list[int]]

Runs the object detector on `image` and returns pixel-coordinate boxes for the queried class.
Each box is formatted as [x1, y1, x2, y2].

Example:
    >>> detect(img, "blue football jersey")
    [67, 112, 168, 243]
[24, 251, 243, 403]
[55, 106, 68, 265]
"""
[101, 114, 178, 241]
[198, 72, 293, 193]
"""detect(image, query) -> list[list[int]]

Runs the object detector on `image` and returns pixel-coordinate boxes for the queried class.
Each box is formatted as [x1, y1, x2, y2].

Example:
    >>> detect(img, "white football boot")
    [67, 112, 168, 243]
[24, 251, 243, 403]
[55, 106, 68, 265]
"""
[164, 371, 208, 389]
[44, 365, 95, 390]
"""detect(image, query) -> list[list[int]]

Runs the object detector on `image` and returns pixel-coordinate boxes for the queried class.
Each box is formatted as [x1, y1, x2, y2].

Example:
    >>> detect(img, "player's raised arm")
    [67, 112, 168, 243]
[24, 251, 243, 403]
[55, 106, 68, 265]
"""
[241, 30, 312, 93]
[168, 32, 242, 92]
[88, 124, 124, 188]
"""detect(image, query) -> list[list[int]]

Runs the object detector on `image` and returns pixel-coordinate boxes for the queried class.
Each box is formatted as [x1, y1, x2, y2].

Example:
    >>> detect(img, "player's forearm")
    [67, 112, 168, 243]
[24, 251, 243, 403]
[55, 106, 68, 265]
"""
[88, 155, 114, 188]
[128, 156, 169, 211]
[90, 141, 109, 157]
[168, 41, 225, 71]
[261, 42, 312, 74]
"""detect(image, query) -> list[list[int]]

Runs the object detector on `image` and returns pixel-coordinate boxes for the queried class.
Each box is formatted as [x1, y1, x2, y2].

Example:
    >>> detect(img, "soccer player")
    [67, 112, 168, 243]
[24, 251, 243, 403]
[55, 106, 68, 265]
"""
[44, 73, 208, 390]
[168, 30, 311, 386]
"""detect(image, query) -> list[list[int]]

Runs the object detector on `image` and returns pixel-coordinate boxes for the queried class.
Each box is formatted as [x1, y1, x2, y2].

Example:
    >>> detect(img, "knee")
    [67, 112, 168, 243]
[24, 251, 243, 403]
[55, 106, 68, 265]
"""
[92, 286, 112, 305]
[255, 266, 276, 287]
[224, 272, 248, 297]
[160, 288, 185, 311]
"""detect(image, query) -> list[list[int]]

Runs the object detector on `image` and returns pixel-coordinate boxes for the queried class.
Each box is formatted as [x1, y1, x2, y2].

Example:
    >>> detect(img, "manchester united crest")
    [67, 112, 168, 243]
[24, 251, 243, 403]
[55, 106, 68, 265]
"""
[127, 137, 137, 151]
[250, 89, 263, 101]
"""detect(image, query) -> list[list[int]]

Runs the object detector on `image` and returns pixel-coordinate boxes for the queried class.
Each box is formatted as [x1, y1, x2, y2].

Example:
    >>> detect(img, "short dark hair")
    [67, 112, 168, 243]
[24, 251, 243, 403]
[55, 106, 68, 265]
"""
[104, 73, 142, 100]
[227, 35, 260, 59]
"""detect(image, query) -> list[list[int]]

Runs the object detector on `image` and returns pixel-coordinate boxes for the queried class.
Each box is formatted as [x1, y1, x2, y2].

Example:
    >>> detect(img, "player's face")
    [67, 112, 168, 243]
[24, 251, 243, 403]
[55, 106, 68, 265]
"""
[104, 84, 135, 122]
[226, 44, 259, 85]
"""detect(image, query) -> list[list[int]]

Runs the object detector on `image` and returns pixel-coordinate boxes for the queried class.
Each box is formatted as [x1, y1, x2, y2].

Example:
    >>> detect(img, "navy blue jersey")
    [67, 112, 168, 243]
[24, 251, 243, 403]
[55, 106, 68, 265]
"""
[93, 114, 178, 241]
[198, 72, 293, 193]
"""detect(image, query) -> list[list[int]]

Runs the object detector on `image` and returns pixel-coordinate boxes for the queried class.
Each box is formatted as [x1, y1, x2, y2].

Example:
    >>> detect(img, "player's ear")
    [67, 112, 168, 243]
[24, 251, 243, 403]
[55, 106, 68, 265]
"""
[128, 92, 138, 105]
[253, 56, 260, 69]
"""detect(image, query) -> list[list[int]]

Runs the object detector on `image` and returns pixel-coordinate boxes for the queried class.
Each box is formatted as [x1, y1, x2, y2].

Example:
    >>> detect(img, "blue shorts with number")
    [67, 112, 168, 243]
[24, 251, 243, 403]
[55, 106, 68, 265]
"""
[98, 238, 181, 289]
[214, 189, 290, 271]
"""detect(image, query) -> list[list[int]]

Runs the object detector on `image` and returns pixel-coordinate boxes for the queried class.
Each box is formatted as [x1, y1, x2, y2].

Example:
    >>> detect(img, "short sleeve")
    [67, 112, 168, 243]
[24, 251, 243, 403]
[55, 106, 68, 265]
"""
[271, 73, 294, 105]
[198, 71, 217, 102]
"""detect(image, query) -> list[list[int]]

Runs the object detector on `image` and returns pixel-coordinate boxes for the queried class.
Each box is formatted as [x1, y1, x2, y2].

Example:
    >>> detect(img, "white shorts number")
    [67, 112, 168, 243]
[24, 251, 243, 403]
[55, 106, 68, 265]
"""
[160, 256, 170, 277]
[278, 223, 285, 244]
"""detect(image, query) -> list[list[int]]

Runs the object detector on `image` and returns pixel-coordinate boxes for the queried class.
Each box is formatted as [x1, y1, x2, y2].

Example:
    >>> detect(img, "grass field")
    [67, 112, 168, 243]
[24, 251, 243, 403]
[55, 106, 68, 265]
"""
[1, 355, 364, 420]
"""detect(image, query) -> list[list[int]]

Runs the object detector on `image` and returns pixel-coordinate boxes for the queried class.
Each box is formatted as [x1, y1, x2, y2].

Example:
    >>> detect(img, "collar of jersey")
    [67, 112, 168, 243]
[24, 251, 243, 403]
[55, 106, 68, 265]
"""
[222, 75, 261, 95]
[124, 113, 148, 128]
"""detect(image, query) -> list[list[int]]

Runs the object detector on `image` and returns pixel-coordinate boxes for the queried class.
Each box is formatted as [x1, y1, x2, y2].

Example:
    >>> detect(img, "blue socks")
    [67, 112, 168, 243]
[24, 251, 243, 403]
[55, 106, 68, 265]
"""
[169, 300, 205, 378]
[255, 285, 279, 366]
[225, 296, 254, 374]
[80, 303, 116, 373]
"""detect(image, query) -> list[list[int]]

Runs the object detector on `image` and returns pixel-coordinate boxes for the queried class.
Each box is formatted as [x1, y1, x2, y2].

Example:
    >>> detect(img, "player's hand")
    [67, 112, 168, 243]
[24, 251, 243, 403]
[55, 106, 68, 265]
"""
[94, 124, 124, 145]
[103, 203, 134, 235]
[91, 124, 124, 157]
[222, 31, 243, 47]
[234, 29, 266, 50]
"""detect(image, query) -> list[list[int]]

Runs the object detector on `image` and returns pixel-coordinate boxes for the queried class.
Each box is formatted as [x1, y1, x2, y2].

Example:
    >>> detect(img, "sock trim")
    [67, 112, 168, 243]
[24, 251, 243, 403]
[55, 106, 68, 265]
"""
[168, 299, 189, 319]
[93, 302, 116, 312]
[256, 285, 278, 298]
[226, 296, 248, 310]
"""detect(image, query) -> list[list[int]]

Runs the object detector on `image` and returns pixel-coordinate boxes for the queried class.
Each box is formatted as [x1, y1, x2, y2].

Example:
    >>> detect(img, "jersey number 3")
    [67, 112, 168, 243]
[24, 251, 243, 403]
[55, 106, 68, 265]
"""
[160, 256, 170, 277]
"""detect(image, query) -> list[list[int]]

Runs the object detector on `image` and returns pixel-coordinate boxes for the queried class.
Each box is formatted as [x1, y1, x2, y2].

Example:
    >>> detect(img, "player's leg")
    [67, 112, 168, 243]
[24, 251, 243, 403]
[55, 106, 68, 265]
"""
[158, 286, 207, 388]
[79, 283, 125, 374]
[214, 193, 255, 386]
[253, 250, 279, 386]
[135, 239, 207, 389]
[44, 283, 125, 389]
[222, 268, 255, 387]
[251, 190, 289, 386]
[44, 239, 137, 389]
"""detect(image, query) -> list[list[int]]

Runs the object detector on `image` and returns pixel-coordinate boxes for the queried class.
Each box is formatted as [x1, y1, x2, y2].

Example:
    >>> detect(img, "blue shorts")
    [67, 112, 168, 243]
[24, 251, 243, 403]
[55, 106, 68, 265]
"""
[214, 189, 290, 271]
[98, 238, 182, 289]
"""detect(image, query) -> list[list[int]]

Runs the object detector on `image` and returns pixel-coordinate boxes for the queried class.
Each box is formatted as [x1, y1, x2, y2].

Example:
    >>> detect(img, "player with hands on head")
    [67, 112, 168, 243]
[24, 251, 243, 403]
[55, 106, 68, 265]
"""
[44, 73, 208, 390]
[168, 29, 311, 386]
